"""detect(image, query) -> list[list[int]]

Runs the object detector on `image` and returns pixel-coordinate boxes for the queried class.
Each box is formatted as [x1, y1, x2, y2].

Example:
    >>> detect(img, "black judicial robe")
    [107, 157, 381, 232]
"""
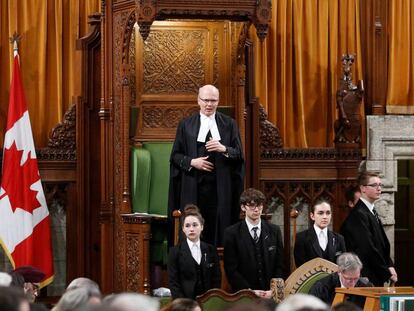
[168, 112, 244, 245]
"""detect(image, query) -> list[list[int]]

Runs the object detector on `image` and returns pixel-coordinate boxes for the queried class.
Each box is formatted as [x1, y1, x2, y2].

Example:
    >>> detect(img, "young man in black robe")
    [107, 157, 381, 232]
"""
[168, 84, 244, 246]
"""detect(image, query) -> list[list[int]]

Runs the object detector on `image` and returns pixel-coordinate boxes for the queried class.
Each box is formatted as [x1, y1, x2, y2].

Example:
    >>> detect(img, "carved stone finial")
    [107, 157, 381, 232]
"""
[334, 53, 364, 148]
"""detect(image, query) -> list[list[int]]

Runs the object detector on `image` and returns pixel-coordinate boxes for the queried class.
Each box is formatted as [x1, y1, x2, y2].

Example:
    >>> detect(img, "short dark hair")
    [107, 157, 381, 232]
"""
[357, 171, 380, 187]
[181, 204, 204, 226]
[240, 188, 266, 206]
[345, 185, 360, 203]
[311, 199, 331, 213]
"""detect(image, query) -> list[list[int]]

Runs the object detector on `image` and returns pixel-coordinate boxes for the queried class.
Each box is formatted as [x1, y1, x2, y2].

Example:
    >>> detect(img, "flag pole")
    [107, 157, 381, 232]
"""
[9, 32, 21, 57]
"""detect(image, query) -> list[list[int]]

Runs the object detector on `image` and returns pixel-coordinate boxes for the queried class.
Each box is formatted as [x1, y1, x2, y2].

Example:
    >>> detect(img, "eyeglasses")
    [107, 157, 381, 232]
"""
[244, 203, 263, 210]
[199, 97, 218, 104]
[365, 183, 383, 189]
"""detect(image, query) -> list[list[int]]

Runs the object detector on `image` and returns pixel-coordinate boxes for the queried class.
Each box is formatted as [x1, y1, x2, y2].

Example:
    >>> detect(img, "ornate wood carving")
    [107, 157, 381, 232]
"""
[259, 104, 283, 152]
[126, 233, 141, 292]
[142, 29, 207, 94]
[135, 0, 272, 41]
[334, 54, 364, 148]
[261, 148, 362, 161]
[36, 105, 76, 161]
[121, 214, 152, 294]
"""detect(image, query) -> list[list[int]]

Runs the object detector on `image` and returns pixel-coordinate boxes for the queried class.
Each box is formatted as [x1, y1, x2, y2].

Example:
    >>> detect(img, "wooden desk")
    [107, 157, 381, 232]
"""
[332, 287, 414, 311]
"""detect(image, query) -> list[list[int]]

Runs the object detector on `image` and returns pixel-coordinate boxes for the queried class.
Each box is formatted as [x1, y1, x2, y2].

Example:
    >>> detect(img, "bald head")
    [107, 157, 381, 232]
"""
[198, 84, 219, 116]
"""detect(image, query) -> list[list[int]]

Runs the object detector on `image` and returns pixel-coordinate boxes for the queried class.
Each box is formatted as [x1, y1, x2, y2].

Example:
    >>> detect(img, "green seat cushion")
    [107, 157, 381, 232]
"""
[297, 271, 331, 294]
[143, 142, 173, 216]
[130, 147, 151, 213]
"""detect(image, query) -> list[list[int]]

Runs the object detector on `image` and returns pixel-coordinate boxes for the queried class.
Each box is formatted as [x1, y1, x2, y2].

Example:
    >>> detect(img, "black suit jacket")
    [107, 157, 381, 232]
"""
[223, 220, 284, 291]
[294, 227, 346, 267]
[309, 272, 372, 306]
[168, 112, 244, 245]
[340, 199, 393, 286]
[167, 240, 221, 299]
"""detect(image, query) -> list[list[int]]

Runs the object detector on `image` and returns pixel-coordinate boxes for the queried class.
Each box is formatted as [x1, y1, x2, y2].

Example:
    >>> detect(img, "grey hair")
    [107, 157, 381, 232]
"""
[109, 293, 159, 311]
[54, 287, 101, 311]
[0, 272, 12, 286]
[276, 293, 330, 311]
[337, 252, 363, 272]
[66, 277, 101, 296]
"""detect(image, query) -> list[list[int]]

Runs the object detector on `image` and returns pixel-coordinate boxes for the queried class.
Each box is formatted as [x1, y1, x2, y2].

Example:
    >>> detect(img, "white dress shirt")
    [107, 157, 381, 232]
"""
[187, 238, 201, 264]
[314, 224, 328, 251]
[245, 219, 262, 240]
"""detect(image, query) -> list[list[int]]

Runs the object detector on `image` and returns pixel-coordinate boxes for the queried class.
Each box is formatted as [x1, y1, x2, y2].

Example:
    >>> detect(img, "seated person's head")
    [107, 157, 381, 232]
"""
[66, 277, 101, 299]
[0, 285, 30, 311]
[240, 188, 266, 222]
[276, 293, 330, 311]
[181, 205, 204, 242]
[108, 293, 159, 311]
[12, 266, 46, 303]
[169, 298, 201, 311]
[345, 186, 361, 208]
[337, 253, 363, 288]
[54, 287, 101, 311]
[310, 199, 332, 230]
[333, 301, 363, 311]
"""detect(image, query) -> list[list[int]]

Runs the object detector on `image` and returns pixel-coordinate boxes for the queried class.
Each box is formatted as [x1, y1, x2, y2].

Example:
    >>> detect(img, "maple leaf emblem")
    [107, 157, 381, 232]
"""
[0, 142, 41, 213]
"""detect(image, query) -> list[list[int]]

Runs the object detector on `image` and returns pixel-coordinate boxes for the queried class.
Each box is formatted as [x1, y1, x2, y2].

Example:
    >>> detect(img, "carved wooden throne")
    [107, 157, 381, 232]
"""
[97, 0, 272, 294]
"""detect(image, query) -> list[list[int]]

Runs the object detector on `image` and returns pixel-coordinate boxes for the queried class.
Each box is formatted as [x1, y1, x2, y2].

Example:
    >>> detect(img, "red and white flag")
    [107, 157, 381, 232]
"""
[0, 54, 54, 286]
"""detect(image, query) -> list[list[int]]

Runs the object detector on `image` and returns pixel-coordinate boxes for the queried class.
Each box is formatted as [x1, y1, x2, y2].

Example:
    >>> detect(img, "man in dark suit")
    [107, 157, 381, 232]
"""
[294, 199, 346, 267]
[168, 84, 244, 246]
[224, 188, 284, 297]
[309, 252, 372, 306]
[340, 171, 398, 286]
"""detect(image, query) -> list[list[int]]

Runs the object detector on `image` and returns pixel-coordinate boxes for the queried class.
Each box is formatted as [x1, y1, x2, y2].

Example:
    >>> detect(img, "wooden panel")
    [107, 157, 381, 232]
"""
[132, 21, 235, 141]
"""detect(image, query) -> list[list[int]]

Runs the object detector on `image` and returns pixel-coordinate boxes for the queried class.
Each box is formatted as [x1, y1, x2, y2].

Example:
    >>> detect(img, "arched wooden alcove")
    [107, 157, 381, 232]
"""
[98, 0, 272, 294]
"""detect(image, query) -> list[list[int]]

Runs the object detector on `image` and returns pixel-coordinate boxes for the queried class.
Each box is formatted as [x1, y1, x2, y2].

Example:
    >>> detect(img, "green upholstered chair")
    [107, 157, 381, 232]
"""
[196, 289, 258, 311]
[281, 257, 338, 298]
[130, 142, 173, 264]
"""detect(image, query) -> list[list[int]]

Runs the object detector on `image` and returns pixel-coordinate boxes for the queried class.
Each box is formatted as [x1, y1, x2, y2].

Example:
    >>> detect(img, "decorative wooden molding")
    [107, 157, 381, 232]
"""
[36, 105, 76, 161]
[334, 54, 364, 148]
[261, 148, 362, 160]
[270, 277, 285, 303]
[259, 104, 283, 152]
[135, 0, 272, 41]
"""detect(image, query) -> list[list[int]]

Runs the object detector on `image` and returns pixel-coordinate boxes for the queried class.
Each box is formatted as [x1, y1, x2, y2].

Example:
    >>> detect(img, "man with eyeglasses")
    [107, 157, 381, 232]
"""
[169, 84, 244, 246]
[340, 171, 398, 286]
[309, 252, 372, 306]
[223, 188, 283, 296]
